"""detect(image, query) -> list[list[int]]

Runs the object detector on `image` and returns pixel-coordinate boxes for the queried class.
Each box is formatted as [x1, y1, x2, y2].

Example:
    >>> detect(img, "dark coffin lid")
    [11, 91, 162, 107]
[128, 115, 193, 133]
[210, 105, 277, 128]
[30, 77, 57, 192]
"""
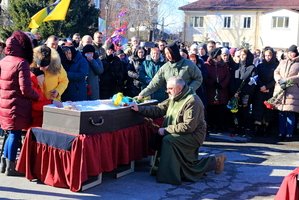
[42, 100, 157, 135]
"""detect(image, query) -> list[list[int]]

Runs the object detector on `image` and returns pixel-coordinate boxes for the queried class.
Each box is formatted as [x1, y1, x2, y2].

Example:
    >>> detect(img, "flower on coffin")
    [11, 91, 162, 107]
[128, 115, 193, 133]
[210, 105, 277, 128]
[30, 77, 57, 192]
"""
[112, 92, 124, 106]
[263, 79, 294, 110]
[112, 93, 145, 106]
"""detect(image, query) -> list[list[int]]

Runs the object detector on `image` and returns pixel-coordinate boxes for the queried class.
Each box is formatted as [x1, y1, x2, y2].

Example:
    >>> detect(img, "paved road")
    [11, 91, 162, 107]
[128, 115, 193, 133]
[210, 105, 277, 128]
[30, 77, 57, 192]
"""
[0, 132, 298, 200]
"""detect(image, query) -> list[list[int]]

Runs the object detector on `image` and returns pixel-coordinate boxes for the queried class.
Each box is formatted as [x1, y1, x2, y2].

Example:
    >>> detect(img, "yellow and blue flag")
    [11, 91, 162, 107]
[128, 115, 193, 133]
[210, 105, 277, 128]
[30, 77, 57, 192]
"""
[29, 0, 71, 29]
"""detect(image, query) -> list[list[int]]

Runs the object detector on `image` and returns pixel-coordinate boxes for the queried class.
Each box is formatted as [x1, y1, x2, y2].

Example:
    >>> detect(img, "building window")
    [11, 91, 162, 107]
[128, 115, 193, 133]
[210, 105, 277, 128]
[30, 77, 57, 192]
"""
[190, 16, 204, 28]
[223, 16, 231, 28]
[272, 16, 289, 28]
[222, 42, 229, 48]
[243, 17, 251, 28]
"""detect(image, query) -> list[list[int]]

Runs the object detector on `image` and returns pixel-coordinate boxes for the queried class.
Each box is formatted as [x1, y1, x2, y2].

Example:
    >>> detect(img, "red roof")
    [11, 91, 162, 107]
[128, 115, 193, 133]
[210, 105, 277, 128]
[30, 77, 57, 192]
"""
[179, 0, 299, 11]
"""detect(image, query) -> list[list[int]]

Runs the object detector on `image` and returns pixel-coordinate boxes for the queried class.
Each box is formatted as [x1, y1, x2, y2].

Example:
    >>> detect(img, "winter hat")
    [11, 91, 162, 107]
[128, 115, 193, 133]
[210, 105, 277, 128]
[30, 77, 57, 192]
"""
[229, 48, 237, 56]
[288, 45, 298, 56]
[221, 47, 230, 55]
[5, 30, 34, 64]
[106, 43, 115, 51]
[190, 43, 198, 50]
[166, 42, 181, 62]
[180, 48, 189, 59]
[180, 48, 189, 55]
[198, 43, 207, 52]
[82, 44, 95, 54]
[209, 47, 222, 59]
[34, 45, 51, 67]
[116, 49, 125, 56]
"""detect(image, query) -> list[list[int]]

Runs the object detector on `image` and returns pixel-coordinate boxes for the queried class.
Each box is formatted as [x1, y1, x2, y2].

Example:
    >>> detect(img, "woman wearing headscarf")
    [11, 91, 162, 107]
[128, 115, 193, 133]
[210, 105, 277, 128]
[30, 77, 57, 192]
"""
[204, 48, 230, 132]
[273, 45, 299, 141]
[125, 46, 146, 97]
[61, 46, 89, 101]
[232, 48, 256, 135]
[0, 31, 39, 176]
[252, 47, 279, 136]
[82, 44, 104, 100]
[100, 43, 125, 99]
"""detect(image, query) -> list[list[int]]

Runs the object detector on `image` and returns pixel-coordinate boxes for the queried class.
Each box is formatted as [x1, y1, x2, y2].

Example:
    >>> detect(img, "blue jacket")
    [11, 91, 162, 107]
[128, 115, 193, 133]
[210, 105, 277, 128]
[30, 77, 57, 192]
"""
[139, 59, 167, 102]
[61, 51, 89, 101]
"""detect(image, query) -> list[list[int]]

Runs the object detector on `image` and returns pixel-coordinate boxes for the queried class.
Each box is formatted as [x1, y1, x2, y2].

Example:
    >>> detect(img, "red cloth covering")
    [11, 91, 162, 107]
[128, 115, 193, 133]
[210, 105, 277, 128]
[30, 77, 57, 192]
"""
[275, 168, 299, 200]
[16, 121, 155, 192]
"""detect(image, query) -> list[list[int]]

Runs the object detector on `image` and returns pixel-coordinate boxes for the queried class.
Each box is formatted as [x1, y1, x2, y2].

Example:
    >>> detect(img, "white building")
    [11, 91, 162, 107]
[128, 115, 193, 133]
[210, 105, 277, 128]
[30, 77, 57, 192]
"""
[179, 0, 299, 49]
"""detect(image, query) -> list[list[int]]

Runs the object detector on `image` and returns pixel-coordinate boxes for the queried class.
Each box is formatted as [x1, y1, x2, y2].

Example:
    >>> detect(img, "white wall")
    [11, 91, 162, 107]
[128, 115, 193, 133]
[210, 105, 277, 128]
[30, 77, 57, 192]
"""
[260, 9, 299, 49]
[184, 10, 259, 48]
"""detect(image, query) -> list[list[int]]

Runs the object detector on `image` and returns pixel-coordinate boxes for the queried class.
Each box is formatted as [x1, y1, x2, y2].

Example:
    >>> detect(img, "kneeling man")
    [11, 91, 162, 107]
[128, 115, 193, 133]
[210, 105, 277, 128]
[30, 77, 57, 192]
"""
[131, 76, 226, 185]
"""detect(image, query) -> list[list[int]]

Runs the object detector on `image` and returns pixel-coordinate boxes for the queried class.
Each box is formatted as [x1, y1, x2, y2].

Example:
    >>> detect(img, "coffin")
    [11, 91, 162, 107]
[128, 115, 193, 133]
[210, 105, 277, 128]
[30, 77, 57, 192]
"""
[42, 100, 157, 135]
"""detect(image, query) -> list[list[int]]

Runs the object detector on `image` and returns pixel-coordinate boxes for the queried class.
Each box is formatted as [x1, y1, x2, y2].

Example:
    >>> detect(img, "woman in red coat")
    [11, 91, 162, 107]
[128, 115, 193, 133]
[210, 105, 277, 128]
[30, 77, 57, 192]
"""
[30, 71, 52, 127]
[30, 68, 63, 127]
[205, 48, 230, 132]
[0, 31, 39, 176]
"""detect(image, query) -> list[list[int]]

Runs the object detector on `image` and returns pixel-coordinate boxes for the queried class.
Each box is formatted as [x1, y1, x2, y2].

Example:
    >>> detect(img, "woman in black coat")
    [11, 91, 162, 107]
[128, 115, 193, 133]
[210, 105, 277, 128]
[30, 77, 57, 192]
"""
[125, 47, 146, 97]
[232, 48, 256, 135]
[252, 47, 279, 136]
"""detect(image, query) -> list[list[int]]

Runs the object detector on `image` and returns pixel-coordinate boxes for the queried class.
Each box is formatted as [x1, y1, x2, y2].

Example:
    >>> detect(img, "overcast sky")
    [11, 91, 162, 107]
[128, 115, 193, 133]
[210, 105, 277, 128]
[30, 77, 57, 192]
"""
[158, 0, 197, 33]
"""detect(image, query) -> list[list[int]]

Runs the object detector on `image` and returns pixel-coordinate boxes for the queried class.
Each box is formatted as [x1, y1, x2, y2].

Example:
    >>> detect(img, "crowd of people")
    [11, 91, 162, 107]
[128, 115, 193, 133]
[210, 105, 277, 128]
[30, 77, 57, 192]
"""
[0, 30, 298, 186]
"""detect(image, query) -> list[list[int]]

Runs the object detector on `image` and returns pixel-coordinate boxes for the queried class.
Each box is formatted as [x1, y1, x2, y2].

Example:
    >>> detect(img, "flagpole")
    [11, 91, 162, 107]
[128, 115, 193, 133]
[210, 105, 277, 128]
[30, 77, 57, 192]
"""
[105, 0, 109, 36]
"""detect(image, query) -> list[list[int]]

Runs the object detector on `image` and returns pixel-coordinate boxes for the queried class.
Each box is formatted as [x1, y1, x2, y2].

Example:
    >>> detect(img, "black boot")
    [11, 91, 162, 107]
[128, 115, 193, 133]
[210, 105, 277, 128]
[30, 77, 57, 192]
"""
[5, 160, 23, 176]
[253, 124, 261, 137]
[0, 156, 6, 173]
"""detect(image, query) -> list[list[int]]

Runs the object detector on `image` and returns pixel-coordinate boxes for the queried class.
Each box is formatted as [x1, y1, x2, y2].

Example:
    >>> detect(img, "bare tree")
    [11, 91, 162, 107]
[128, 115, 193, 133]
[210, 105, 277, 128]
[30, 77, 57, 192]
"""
[105, 0, 162, 40]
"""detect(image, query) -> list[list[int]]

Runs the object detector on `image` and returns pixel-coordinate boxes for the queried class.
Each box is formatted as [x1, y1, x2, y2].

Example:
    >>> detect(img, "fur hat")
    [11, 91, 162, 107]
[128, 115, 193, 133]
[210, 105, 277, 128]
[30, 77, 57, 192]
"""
[33, 45, 62, 75]
[288, 45, 298, 56]
[34, 45, 51, 67]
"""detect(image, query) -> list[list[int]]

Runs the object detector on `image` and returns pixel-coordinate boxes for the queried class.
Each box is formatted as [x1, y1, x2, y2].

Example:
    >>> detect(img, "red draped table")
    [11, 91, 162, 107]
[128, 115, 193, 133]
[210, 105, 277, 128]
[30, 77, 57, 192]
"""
[16, 121, 156, 192]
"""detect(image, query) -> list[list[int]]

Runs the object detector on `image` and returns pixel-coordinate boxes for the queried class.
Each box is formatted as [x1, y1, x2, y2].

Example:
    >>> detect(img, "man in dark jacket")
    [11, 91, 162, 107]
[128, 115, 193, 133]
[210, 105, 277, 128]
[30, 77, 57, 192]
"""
[131, 76, 226, 185]
[100, 43, 125, 99]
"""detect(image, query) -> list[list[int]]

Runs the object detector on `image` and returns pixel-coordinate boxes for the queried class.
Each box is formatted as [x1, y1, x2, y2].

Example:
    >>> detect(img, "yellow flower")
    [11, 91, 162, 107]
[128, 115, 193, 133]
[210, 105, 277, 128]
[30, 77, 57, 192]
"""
[112, 92, 124, 106]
